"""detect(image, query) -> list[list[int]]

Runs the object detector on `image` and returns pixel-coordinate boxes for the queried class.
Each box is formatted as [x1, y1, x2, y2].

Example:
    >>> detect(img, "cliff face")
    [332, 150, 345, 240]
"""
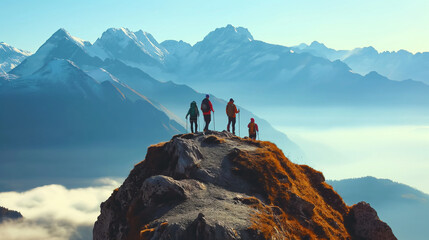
[93, 131, 396, 240]
[0, 206, 23, 223]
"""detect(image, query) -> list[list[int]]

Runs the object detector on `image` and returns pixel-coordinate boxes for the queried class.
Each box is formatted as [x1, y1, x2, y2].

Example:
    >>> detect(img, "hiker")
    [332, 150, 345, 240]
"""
[201, 94, 214, 132]
[186, 101, 199, 133]
[248, 118, 259, 140]
[226, 98, 240, 135]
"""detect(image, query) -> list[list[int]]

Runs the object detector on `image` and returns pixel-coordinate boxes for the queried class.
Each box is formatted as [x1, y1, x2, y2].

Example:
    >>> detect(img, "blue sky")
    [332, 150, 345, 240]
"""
[1, 0, 428, 53]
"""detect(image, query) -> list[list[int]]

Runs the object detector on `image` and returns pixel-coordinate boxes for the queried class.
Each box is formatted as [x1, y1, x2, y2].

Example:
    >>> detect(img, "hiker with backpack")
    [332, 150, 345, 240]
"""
[186, 101, 199, 133]
[248, 118, 259, 140]
[201, 94, 214, 132]
[226, 98, 240, 135]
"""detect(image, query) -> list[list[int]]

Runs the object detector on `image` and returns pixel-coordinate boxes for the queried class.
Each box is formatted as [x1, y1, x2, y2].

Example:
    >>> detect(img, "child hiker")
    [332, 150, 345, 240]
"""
[248, 118, 259, 140]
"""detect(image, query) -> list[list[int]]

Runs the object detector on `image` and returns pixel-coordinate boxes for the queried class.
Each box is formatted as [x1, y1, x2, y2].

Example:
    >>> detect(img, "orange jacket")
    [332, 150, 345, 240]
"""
[248, 118, 259, 134]
[226, 102, 239, 118]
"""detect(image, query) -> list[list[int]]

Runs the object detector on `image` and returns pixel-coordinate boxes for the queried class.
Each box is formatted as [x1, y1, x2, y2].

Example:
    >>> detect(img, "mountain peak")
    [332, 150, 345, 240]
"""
[198, 24, 254, 47]
[352, 46, 378, 56]
[309, 41, 328, 49]
[93, 27, 166, 62]
[52, 28, 70, 38]
[103, 27, 134, 38]
[0, 206, 23, 223]
[46, 28, 89, 49]
[94, 131, 396, 240]
[0, 42, 31, 56]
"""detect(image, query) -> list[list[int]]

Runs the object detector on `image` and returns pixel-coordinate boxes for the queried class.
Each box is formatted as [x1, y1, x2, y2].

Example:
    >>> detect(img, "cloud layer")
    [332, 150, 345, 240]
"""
[0, 178, 120, 240]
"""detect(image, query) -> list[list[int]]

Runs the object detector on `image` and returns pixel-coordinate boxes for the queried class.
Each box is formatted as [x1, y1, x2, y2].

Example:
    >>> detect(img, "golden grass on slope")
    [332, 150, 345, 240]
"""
[230, 141, 352, 239]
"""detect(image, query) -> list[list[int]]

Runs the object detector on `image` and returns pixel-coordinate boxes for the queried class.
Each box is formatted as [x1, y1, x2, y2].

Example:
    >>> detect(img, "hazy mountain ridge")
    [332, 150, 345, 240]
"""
[294, 41, 429, 84]
[0, 206, 23, 223]
[92, 24, 429, 108]
[1, 27, 301, 189]
[10, 28, 104, 77]
[329, 176, 429, 240]
[0, 56, 184, 182]
[7, 27, 299, 156]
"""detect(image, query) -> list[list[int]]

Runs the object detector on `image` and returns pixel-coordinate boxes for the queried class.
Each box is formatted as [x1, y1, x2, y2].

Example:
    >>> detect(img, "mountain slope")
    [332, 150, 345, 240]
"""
[10, 29, 103, 77]
[87, 28, 167, 67]
[0, 58, 183, 181]
[99, 59, 301, 158]
[9, 28, 301, 158]
[94, 132, 396, 240]
[0, 42, 31, 74]
[130, 25, 429, 108]
[329, 177, 429, 240]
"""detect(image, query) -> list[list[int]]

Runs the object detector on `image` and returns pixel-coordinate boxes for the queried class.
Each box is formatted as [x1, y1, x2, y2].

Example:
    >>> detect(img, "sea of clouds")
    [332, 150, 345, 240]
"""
[0, 178, 120, 240]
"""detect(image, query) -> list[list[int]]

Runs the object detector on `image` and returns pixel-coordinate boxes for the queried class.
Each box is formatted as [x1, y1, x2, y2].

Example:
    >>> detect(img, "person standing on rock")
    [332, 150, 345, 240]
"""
[186, 101, 199, 133]
[248, 118, 259, 140]
[226, 98, 239, 135]
[201, 94, 214, 132]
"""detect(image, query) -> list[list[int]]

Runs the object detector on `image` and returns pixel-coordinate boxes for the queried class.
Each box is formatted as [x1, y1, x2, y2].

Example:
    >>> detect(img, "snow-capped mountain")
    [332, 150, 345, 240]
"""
[10, 59, 102, 96]
[129, 25, 429, 108]
[293, 41, 348, 60]
[10, 28, 103, 77]
[1, 28, 302, 183]
[6, 28, 300, 157]
[294, 43, 429, 84]
[0, 42, 31, 74]
[87, 27, 167, 67]
[194, 24, 254, 52]
[1, 58, 182, 145]
[0, 57, 183, 179]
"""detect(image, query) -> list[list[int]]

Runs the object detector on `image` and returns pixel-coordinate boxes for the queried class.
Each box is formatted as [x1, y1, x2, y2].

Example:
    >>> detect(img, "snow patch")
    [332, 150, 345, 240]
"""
[251, 54, 280, 66]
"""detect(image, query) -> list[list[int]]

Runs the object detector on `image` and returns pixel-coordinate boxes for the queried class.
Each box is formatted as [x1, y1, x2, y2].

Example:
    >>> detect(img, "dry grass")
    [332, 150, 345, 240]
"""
[202, 135, 226, 144]
[139, 222, 168, 240]
[230, 141, 352, 239]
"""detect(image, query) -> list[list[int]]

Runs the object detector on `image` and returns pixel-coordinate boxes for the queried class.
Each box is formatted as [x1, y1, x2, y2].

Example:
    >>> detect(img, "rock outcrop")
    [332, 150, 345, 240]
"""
[0, 206, 23, 223]
[94, 131, 396, 240]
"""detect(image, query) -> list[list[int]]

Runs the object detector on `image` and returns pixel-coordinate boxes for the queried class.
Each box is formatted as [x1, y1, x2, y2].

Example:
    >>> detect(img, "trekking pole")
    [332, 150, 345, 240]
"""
[257, 131, 260, 140]
[198, 116, 200, 133]
[213, 112, 216, 131]
[238, 110, 241, 137]
[186, 118, 188, 133]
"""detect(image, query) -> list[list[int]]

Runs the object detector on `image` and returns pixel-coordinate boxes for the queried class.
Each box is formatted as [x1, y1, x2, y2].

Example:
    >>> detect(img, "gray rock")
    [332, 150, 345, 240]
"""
[94, 132, 397, 240]
[347, 202, 397, 240]
[166, 137, 203, 177]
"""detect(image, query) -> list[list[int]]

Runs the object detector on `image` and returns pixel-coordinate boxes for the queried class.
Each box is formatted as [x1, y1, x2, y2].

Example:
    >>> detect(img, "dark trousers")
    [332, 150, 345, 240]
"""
[204, 114, 211, 131]
[249, 133, 257, 140]
[190, 118, 198, 133]
[227, 116, 236, 134]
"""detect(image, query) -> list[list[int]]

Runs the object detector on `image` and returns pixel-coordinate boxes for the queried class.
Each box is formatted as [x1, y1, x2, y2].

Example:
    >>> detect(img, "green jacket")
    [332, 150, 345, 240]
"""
[186, 101, 200, 118]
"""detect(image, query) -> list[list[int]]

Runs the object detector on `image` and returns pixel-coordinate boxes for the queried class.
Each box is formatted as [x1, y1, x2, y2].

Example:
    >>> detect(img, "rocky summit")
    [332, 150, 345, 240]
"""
[0, 206, 23, 223]
[93, 131, 396, 240]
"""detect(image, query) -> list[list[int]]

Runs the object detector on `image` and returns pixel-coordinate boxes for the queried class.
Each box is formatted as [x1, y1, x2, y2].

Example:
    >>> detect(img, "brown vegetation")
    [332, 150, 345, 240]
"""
[230, 141, 351, 239]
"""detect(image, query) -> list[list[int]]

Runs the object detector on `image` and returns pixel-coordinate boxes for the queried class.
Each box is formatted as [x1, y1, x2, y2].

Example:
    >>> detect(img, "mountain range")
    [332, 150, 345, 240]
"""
[86, 24, 429, 108]
[0, 57, 183, 184]
[0, 42, 31, 75]
[1, 25, 428, 186]
[4, 25, 429, 109]
[293, 41, 429, 85]
[0, 27, 300, 190]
